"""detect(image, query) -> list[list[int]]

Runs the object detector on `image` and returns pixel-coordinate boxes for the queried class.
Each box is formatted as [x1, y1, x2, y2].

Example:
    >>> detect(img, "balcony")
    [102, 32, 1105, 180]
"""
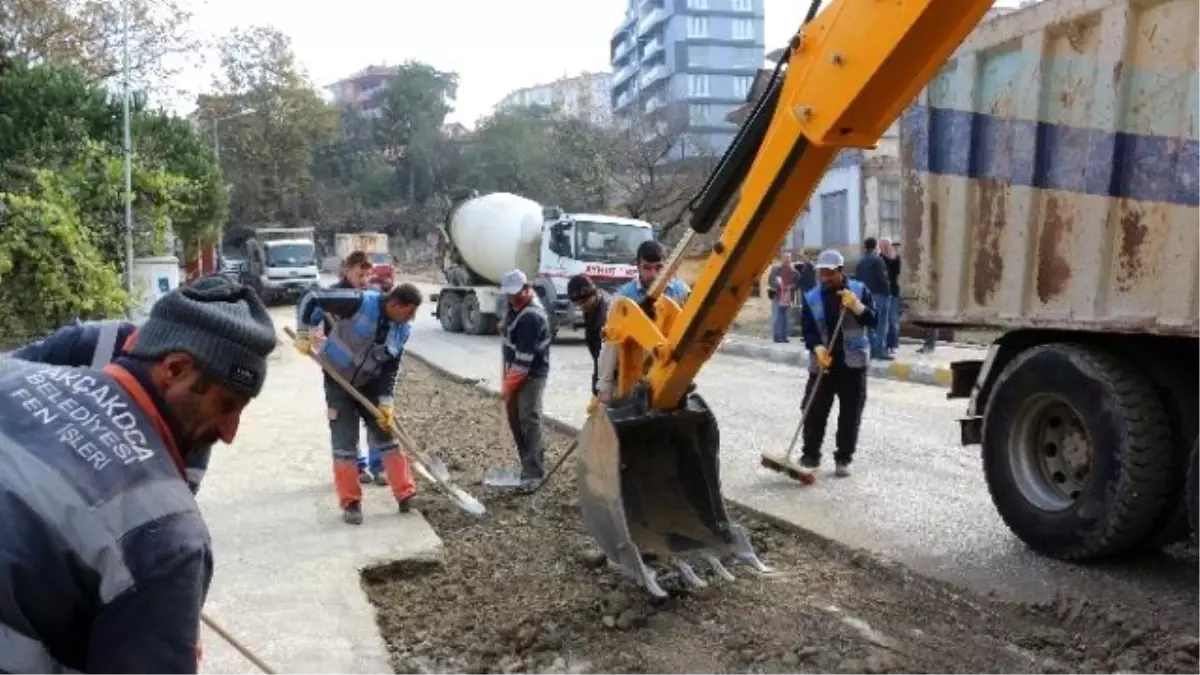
[639, 65, 666, 89]
[612, 63, 636, 87]
[640, 39, 663, 63]
[612, 39, 633, 64]
[614, 90, 635, 111]
[636, 8, 666, 37]
[644, 96, 666, 115]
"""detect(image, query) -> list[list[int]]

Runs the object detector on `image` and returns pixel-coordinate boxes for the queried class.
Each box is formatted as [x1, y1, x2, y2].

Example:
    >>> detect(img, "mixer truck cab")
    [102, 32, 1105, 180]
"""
[432, 191, 656, 339]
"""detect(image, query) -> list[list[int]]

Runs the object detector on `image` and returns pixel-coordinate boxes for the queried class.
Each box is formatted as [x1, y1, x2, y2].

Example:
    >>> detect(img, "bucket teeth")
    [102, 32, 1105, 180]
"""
[701, 553, 737, 581]
[607, 558, 669, 598]
[728, 524, 773, 574]
[671, 558, 707, 589]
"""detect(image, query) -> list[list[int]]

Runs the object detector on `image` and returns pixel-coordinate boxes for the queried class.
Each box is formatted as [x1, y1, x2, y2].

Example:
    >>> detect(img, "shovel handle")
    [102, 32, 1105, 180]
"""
[283, 326, 423, 456]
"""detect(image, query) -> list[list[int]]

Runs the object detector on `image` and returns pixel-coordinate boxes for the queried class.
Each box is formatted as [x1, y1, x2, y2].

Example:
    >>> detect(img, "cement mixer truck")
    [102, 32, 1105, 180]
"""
[432, 192, 657, 337]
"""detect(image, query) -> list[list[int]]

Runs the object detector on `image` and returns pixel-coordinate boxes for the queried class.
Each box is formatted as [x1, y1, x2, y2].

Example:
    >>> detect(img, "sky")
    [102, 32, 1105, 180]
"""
[170, 0, 1022, 126]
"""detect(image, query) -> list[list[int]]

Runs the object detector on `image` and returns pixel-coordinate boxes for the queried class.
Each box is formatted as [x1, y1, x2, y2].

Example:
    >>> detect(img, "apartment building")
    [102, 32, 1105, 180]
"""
[495, 72, 613, 125]
[325, 64, 401, 118]
[609, 0, 765, 161]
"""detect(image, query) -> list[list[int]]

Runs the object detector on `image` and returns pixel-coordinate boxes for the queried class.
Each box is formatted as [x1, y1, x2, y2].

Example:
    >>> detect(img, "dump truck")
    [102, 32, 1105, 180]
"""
[432, 191, 657, 337]
[900, 0, 1199, 559]
[243, 227, 320, 305]
[334, 232, 395, 291]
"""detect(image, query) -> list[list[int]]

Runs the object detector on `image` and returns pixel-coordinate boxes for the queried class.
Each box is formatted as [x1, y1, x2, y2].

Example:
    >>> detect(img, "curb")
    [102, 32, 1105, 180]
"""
[715, 337, 954, 388]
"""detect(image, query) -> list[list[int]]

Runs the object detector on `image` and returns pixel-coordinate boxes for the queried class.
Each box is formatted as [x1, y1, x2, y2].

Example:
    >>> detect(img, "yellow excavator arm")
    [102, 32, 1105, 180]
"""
[578, 0, 996, 599]
[608, 0, 995, 409]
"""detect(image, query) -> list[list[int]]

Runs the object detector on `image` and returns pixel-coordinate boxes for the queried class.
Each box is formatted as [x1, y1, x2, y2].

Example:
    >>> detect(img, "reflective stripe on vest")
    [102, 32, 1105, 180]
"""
[90, 321, 122, 369]
[0, 365, 199, 604]
[0, 622, 78, 673]
[502, 301, 550, 366]
[803, 280, 870, 371]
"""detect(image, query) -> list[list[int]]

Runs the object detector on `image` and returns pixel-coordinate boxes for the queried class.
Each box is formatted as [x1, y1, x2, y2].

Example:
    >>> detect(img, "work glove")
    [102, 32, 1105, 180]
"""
[586, 396, 600, 415]
[375, 403, 397, 436]
[839, 290, 866, 316]
[813, 345, 833, 371]
[293, 330, 315, 355]
[502, 368, 526, 401]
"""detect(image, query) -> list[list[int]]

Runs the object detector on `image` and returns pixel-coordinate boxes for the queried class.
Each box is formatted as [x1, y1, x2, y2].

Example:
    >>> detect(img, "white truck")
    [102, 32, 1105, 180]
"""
[432, 192, 657, 337]
[333, 232, 395, 290]
[244, 227, 320, 305]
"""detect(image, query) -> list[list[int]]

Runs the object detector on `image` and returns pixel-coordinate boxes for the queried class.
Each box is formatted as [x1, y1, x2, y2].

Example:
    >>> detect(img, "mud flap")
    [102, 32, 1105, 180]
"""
[576, 386, 769, 597]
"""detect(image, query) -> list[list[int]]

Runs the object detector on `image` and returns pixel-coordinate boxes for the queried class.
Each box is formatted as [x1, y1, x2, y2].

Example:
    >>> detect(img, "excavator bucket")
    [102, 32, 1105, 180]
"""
[576, 388, 770, 597]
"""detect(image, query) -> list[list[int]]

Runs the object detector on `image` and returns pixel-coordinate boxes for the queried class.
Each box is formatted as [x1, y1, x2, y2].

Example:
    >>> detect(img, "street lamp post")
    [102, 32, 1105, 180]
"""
[208, 108, 254, 271]
[121, 0, 134, 315]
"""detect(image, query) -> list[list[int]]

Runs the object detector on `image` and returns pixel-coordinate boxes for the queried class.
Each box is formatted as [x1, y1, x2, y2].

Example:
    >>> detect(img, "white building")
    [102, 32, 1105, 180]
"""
[495, 72, 612, 125]
[782, 121, 901, 251]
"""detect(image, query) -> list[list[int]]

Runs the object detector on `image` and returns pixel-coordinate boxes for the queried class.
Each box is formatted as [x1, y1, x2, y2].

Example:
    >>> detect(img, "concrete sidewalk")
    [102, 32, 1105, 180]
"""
[717, 334, 987, 387]
[197, 308, 442, 674]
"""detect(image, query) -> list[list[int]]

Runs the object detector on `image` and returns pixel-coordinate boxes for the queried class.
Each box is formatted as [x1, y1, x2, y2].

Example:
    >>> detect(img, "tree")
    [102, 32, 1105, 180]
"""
[609, 110, 718, 236]
[202, 26, 338, 228]
[134, 110, 228, 246]
[0, 172, 128, 344]
[0, 0, 200, 90]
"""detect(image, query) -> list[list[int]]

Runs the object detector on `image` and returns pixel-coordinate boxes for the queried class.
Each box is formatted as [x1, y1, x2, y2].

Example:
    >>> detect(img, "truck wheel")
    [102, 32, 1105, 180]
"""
[438, 293, 465, 333]
[461, 293, 497, 335]
[982, 344, 1175, 560]
[1187, 441, 1199, 538]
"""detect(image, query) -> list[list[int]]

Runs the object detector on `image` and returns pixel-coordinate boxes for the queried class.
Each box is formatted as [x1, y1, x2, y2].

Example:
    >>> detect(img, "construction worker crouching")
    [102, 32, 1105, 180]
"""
[0, 277, 277, 672]
[796, 249, 878, 483]
[567, 273, 611, 398]
[493, 269, 551, 491]
[327, 250, 387, 486]
[295, 282, 424, 525]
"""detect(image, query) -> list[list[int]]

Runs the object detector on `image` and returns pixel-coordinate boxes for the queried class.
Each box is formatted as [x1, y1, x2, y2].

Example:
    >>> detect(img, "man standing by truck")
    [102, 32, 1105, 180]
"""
[854, 237, 892, 361]
[325, 251, 386, 485]
[493, 269, 552, 490]
[567, 274, 611, 396]
[768, 251, 800, 343]
[797, 250, 878, 483]
[295, 283, 425, 524]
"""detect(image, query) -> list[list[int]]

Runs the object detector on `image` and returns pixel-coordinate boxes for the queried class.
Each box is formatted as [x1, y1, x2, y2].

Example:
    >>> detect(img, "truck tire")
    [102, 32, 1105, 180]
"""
[461, 292, 497, 336]
[1187, 441, 1199, 538]
[981, 344, 1175, 561]
[438, 292, 465, 333]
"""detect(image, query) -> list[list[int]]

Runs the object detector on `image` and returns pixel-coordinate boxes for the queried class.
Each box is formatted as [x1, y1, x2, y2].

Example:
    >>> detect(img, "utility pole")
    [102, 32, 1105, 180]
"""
[121, 0, 135, 316]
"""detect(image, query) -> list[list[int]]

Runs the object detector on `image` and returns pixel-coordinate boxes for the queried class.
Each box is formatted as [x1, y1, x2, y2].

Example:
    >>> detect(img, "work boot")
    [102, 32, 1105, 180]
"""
[342, 501, 364, 525]
[374, 472, 389, 487]
[834, 462, 852, 478]
[358, 468, 373, 484]
[398, 493, 424, 513]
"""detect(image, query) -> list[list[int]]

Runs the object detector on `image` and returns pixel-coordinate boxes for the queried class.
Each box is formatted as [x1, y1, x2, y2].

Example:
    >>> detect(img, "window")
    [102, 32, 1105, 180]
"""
[820, 190, 850, 247]
[731, 18, 754, 40]
[687, 74, 710, 97]
[733, 75, 753, 100]
[686, 0, 708, 7]
[878, 179, 901, 240]
[687, 16, 708, 37]
[732, 0, 753, 11]
[689, 103, 712, 123]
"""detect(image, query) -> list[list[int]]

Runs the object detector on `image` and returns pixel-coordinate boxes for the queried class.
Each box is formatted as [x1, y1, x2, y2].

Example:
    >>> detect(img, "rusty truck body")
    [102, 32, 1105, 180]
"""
[900, 0, 1199, 559]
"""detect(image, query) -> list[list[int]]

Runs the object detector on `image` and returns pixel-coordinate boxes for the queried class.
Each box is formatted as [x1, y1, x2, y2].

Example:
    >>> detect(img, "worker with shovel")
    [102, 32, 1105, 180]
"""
[795, 249, 878, 483]
[485, 269, 552, 492]
[295, 282, 424, 524]
[0, 277, 277, 673]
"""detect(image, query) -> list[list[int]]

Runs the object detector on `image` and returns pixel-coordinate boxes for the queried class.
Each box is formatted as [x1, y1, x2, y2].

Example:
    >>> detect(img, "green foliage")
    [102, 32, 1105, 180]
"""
[0, 178, 127, 343]
[135, 110, 228, 245]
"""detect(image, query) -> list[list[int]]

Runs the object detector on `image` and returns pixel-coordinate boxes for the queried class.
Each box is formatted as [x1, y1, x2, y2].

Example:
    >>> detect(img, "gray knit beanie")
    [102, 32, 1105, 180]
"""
[129, 274, 278, 398]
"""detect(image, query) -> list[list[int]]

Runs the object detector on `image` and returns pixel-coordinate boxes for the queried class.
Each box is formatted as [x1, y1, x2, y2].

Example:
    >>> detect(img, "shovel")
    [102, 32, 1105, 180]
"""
[283, 327, 486, 516]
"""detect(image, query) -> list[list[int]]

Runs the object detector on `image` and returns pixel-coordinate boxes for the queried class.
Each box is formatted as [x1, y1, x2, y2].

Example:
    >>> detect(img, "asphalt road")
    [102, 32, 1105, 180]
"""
[395, 297, 1197, 629]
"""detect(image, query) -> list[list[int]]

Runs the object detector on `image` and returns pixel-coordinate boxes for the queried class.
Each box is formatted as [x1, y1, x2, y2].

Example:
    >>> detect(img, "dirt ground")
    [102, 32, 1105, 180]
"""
[363, 359, 1199, 675]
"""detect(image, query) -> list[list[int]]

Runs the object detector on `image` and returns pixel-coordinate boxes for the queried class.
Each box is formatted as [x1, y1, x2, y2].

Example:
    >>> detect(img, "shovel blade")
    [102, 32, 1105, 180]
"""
[576, 390, 763, 595]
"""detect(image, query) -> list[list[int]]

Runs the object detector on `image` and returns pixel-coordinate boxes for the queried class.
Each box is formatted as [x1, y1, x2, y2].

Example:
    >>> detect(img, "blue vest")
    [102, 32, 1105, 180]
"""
[804, 280, 870, 371]
[317, 291, 409, 388]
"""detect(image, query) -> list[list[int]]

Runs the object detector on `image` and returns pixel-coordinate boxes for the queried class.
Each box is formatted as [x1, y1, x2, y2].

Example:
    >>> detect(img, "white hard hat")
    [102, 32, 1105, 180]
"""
[499, 269, 528, 294]
[815, 249, 845, 270]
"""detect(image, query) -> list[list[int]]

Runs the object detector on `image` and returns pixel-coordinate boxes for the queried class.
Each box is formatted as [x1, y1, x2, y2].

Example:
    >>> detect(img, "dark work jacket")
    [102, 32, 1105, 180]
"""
[0, 357, 211, 673]
[503, 298, 551, 379]
[794, 262, 817, 295]
[855, 251, 891, 296]
[800, 283, 878, 370]
[884, 255, 901, 297]
[582, 292, 611, 394]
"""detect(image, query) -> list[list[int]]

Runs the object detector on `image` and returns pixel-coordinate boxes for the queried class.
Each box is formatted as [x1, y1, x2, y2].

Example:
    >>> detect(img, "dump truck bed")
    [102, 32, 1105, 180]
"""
[899, 0, 1199, 337]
